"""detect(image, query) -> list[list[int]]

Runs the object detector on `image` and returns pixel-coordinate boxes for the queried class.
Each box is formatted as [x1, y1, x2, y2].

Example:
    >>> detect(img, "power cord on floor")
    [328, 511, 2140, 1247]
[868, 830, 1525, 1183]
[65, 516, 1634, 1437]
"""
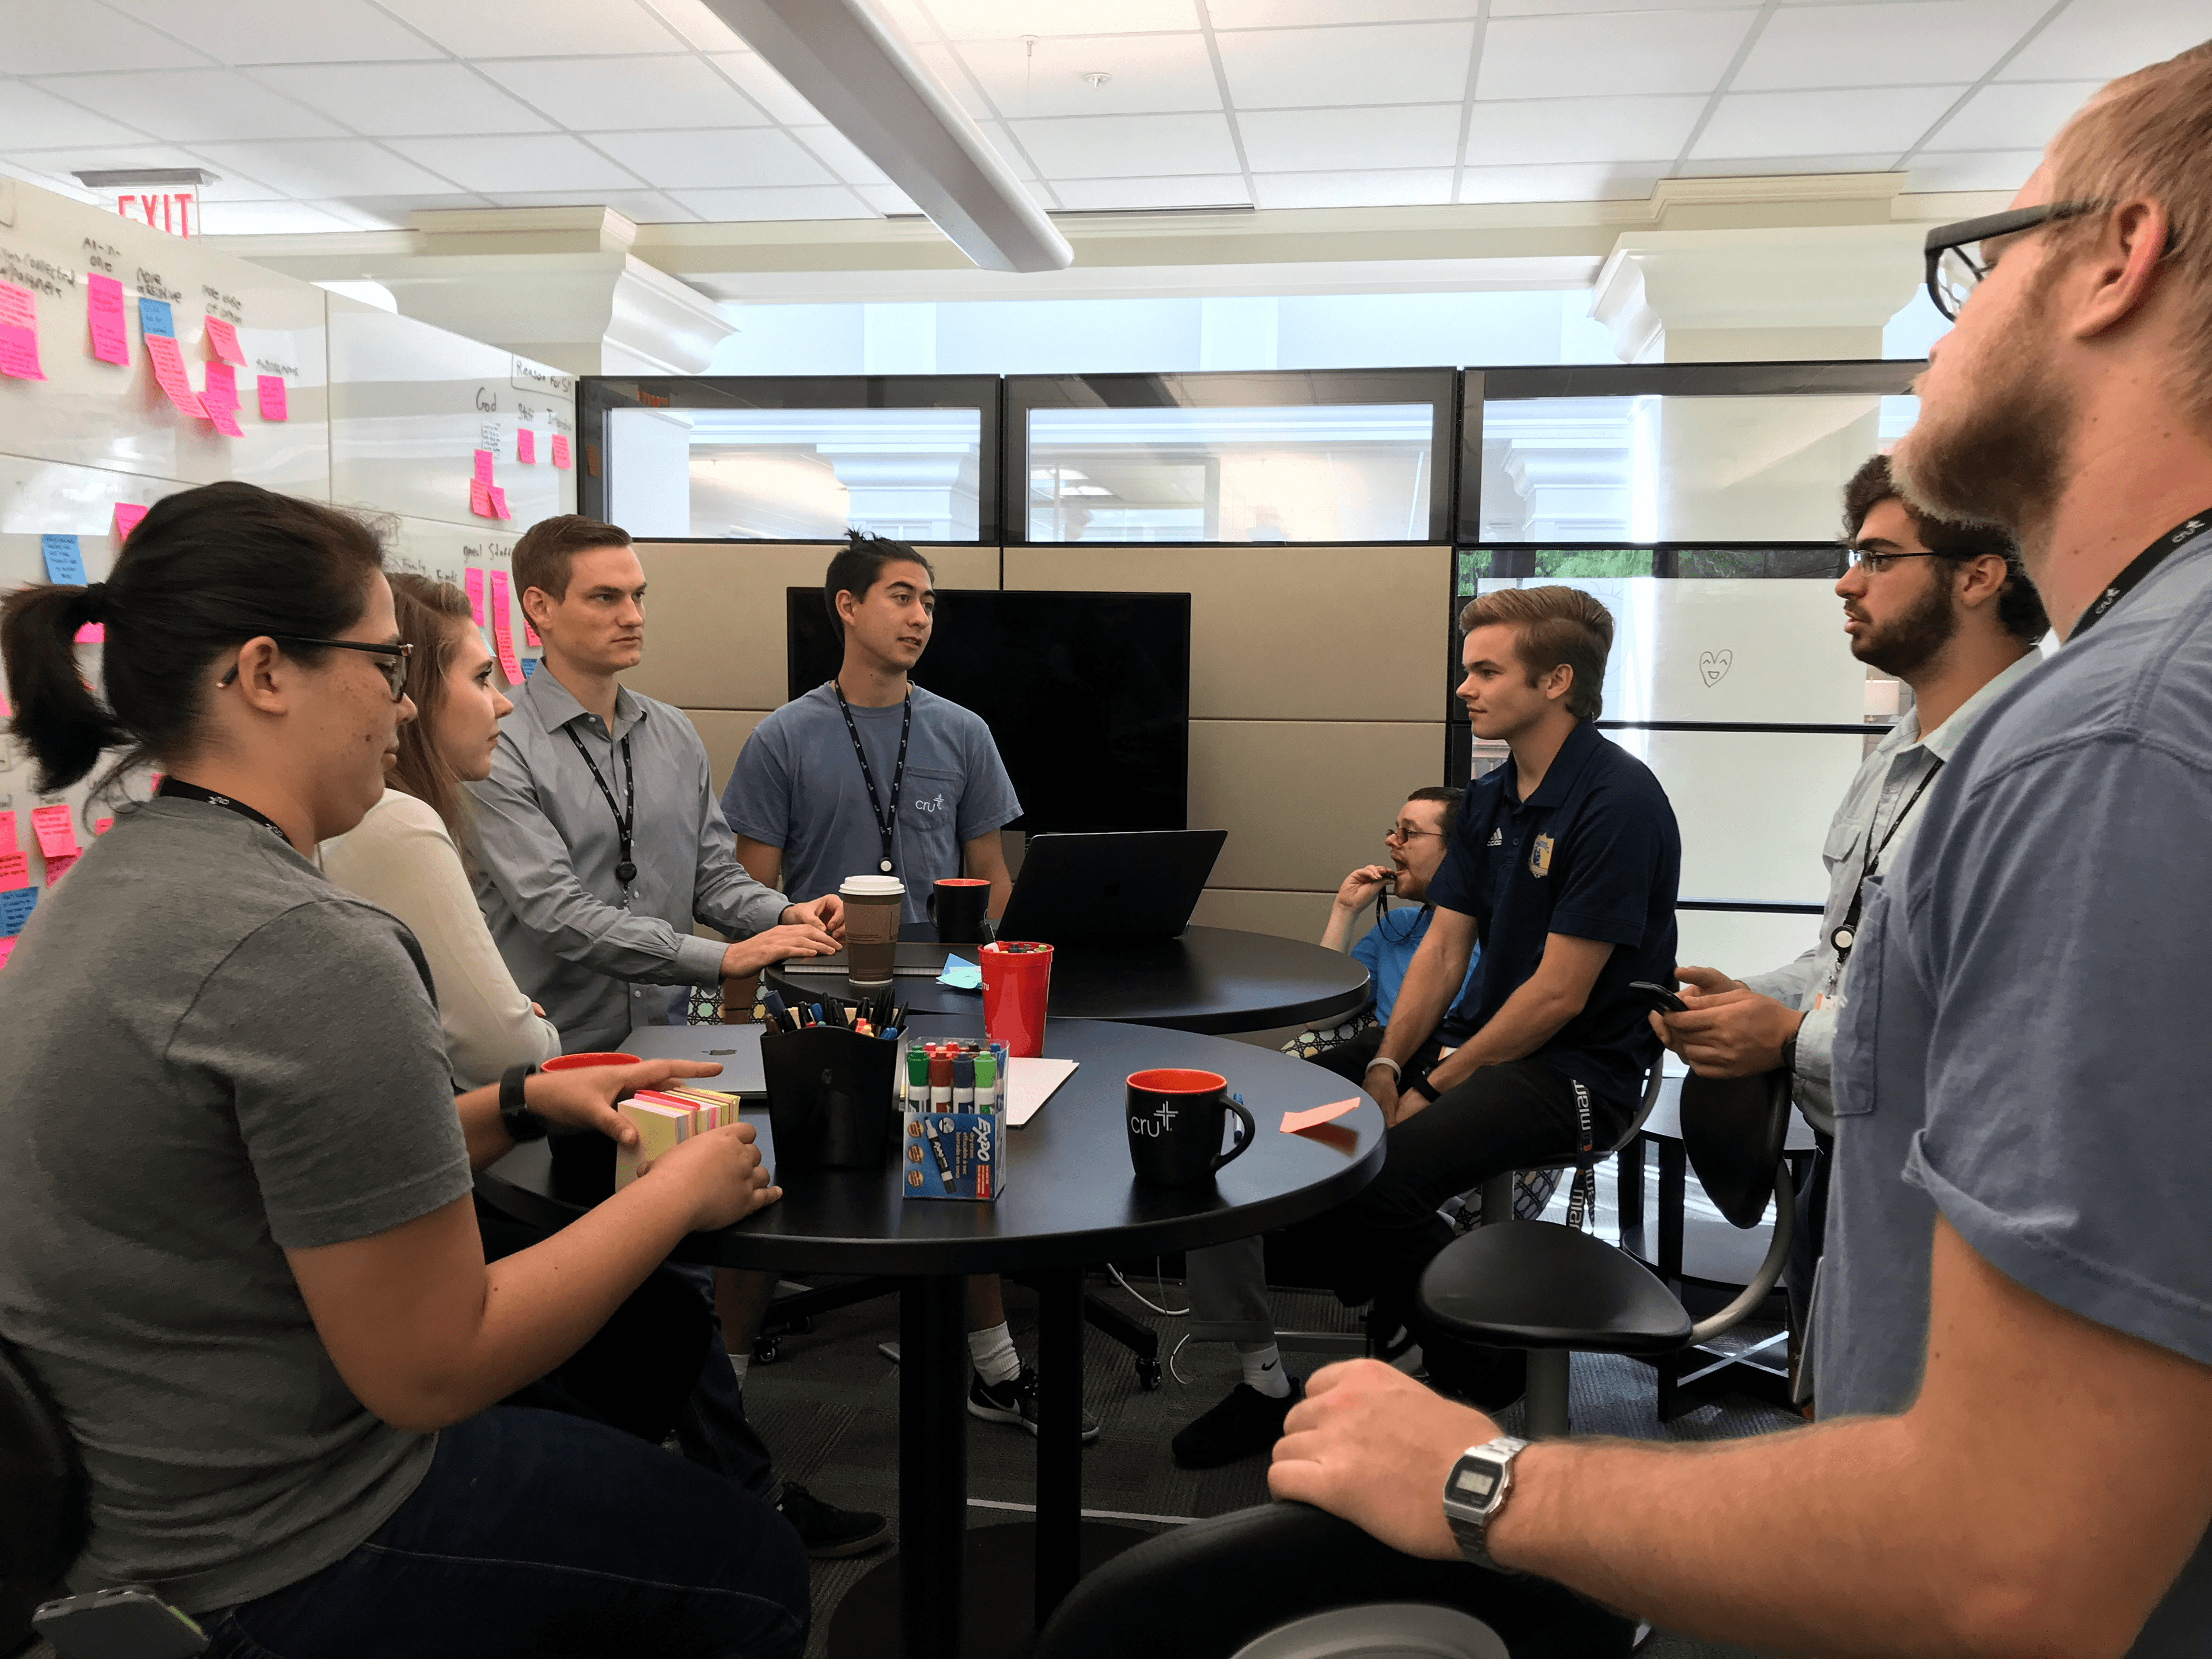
[1107, 1257, 1188, 1318]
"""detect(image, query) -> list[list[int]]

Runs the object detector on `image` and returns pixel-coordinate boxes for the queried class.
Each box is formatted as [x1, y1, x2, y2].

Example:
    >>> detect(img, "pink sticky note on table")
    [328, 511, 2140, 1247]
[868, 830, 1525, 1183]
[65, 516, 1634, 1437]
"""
[469, 479, 495, 519]
[74, 623, 106, 643]
[0, 851, 26, 891]
[87, 273, 128, 366]
[145, 335, 207, 418]
[115, 502, 148, 541]
[204, 316, 246, 365]
[551, 434, 571, 469]
[464, 568, 486, 626]
[1279, 1097, 1360, 1135]
[488, 484, 510, 520]
[31, 805, 79, 859]
[517, 429, 537, 464]
[473, 448, 494, 486]
[257, 375, 287, 421]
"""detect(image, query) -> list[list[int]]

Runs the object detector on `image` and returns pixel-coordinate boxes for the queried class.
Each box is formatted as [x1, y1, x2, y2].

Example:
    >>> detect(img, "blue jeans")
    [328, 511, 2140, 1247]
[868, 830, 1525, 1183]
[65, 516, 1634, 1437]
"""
[202, 1406, 808, 1659]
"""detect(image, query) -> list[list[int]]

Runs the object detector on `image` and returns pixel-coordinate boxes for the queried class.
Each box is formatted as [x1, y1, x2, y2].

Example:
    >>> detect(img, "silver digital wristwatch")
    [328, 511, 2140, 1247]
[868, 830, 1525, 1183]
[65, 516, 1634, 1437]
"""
[1441, 1435, 1529, 1572]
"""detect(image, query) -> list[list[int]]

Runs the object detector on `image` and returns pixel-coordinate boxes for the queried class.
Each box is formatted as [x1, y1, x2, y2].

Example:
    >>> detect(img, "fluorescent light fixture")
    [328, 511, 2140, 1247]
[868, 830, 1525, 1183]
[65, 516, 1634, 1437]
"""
[700, 0, 1073, 275]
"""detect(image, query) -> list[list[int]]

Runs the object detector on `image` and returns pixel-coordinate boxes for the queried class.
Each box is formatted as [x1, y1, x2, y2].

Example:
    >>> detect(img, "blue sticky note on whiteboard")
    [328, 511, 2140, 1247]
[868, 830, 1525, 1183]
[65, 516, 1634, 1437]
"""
[0, 887, 35, 936]
[520, 658, 536, 678]
[138, 297, 174, 338]
[40, 535, 85, 584]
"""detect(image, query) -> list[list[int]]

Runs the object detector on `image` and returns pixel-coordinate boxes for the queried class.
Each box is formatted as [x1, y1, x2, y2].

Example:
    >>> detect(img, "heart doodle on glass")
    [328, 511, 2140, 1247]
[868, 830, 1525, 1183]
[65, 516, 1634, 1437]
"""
[1699, 649, 1733, 687]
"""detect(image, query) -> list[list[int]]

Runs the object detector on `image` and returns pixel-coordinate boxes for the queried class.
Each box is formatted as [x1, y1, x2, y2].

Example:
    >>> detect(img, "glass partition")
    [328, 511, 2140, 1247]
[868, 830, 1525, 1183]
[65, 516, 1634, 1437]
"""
[1007, 370, 1455, 544]
[577, 376, 998, 543]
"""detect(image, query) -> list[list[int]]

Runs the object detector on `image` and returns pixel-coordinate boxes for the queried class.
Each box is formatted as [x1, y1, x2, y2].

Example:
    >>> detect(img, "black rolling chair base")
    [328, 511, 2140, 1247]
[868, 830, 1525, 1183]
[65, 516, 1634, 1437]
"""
[827, 1521, 1151, 1659]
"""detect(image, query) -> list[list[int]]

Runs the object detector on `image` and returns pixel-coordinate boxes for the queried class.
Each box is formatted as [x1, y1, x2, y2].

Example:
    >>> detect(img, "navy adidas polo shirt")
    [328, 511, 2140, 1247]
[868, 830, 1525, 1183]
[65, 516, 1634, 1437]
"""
[1425, 718, 1681, 1109]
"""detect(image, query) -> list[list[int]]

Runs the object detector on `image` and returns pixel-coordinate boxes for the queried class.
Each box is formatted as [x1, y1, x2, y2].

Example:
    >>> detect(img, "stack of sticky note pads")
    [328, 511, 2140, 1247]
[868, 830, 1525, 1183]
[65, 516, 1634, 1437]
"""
[614, 1086, 741, 1190]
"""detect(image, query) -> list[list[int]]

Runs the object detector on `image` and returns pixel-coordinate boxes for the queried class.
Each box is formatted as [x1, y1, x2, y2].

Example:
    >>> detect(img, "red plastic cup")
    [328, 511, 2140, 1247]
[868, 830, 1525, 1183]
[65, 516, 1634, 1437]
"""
[541, 1051, 642, 1071]
[980, 941, 1053, 1058]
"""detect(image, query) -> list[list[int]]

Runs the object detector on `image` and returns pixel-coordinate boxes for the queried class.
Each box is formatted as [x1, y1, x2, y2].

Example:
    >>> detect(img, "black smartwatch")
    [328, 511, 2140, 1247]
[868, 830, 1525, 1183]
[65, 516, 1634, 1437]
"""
[1402, 1072, 1440, 1105]
[499, 1062, 547, 1142]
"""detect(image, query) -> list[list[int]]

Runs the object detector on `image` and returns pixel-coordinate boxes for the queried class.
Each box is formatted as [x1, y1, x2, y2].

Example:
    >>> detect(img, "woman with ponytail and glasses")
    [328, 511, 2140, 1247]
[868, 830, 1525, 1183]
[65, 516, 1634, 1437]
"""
[0, 483, 807, 1658]
[319, 575, 560, 1089]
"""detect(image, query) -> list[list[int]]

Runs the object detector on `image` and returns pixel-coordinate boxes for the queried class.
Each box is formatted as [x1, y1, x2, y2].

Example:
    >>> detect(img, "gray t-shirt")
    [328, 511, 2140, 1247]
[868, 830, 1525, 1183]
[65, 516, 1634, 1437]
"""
[1822, 522, 2212, 1653]
[722, 684, 1022, 925]
[0, 798, 472, 1613]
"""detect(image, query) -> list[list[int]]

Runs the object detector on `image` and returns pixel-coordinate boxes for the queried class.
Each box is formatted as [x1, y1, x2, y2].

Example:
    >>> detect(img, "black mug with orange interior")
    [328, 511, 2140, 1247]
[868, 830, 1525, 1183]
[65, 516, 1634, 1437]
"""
[1124, 1068, 1256, 1187]
[927, 876, 993, 945]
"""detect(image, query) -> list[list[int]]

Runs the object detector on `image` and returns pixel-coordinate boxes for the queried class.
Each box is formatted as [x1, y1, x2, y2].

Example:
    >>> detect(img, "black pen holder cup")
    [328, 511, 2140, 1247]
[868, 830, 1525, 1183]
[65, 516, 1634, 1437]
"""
[762, 1026, 899, 1172]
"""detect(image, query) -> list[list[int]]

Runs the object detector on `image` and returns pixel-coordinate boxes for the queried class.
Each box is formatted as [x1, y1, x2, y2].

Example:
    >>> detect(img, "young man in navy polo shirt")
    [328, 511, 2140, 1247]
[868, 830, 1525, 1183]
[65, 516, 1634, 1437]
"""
[1343, 584, 1680, 1317]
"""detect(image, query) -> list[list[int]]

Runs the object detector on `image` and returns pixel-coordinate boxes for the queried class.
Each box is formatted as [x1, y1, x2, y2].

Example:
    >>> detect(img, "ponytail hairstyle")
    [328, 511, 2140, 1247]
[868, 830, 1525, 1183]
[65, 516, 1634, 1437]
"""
[385, 574, 479, 852]
[0, 482, 385, 796]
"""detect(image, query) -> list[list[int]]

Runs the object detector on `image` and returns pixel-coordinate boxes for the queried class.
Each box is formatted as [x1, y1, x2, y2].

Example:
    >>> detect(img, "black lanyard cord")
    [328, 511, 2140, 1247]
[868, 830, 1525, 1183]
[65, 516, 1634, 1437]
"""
[831, 681, 911, 876]
[2069, 508, 2212, 639]
[156, 776, 292, 843]
[564, 725, 637, 886]
[1830, 758, 1943, 960]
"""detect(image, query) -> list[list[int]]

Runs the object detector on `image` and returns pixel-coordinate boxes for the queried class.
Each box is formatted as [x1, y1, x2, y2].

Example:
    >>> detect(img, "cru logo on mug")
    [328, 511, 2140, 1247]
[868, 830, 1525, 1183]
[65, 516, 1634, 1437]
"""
[1124, 1068, 1255, 1187]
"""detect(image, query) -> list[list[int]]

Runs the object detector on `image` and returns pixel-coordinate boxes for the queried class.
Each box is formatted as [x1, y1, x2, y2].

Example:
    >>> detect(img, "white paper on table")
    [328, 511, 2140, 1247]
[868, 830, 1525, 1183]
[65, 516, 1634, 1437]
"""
[1007, 1058, 1080, 1126]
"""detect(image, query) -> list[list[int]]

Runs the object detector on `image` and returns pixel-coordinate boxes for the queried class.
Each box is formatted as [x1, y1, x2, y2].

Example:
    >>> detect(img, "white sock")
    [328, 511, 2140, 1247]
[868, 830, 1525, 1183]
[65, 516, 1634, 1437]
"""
[1239, 1342, 1291, 1399]
[967, 1321, 1021, 1386]
[729, 1351, 749, 1385]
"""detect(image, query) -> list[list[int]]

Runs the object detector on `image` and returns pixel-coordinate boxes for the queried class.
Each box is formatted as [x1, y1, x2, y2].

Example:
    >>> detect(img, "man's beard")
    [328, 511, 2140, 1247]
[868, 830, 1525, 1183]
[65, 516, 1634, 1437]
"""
[1850, 570, 1960, 679]
[1892, 268, 2075, 540]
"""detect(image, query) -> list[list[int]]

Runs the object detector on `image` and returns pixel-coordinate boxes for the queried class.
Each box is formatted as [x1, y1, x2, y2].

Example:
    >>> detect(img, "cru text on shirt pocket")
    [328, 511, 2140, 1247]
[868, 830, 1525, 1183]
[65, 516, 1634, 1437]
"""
[900, 768, 964, 832]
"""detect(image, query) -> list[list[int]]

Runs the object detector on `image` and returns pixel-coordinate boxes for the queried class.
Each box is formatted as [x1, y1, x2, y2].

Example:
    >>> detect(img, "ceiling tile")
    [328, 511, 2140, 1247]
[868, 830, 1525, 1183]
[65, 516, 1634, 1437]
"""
[1921, 79, 2099, 151]
[0, 79, 151, 150]
[97, 0, 447, 65]
[245, 64, 554, 138]
[666, 185, 874, 221]
[1690, 85, 1967, 161]
[1051, 173, 1250, 209]
[478, 56, 770, 131]
[1237, 104, 1461, 171]
[0, 0, 216, 74]
[1218, 21, 1476, 107]
[789, 126, 890, 186]
[634, 0, 748, 52]
[1462, 95, 1704, 165]
[196, 199, 361, 233]
[1478, 9, 1757, 99]
[310, 196, 460, 229]
[372, 0, 686, 59]
[1211, 0, 1481, 22]
[383, 134, 648, 192]
[707, 51, 825, 124]
[589, 127, 837, 190]
[949, 33, 1221, 118]
[912, 42, 997, 121]
[1458, 160, 1669, 201]
[1250, 168, 1454, 208]
[1999, 0, 2212, 82]
[855, 182, 921, 213]
[904, 1, 1201, 40]
[190, 137, 464, 197]
[29, 69, 347, 142]
[1906, 149, 2039, 192]
[485, 188, 698, 221]
[1673, 153, 1904, 176]
[1733, 0, 2045, 92]
[1006, 111, 1241, 177]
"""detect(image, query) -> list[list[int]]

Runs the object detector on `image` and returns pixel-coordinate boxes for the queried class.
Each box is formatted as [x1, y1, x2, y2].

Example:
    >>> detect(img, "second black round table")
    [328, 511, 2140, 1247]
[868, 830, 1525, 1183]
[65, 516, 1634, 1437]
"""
[766, 923, 1370, 1035]
[476, 1017, 1384, 1659]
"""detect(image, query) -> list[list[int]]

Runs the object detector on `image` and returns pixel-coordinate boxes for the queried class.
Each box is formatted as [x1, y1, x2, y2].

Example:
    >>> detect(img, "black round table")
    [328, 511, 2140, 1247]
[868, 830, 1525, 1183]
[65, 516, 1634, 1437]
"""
[476, 1017, 1384, 1659]
[765, 924, 1370, 1035]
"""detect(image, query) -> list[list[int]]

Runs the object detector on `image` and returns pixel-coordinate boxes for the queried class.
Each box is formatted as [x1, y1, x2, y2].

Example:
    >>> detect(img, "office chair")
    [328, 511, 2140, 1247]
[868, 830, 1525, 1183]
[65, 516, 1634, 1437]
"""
[1416, 1067, 1795, 1437]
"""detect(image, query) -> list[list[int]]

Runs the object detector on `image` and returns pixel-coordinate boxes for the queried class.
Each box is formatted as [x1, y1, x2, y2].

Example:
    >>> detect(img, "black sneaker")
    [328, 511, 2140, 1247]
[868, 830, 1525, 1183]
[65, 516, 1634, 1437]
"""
[775, 1481, 888, 1558]
[968, 1365, 1101, 1442]
[1171, 1378, 1304, 1469]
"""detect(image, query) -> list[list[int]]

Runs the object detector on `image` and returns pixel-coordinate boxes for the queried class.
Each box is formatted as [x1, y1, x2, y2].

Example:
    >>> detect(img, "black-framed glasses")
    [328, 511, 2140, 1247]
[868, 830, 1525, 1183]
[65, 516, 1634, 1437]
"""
[1923, 202, 2097, 320]
[221, 636, 413, 699]
[1846, 546, 2002, 575]
[1385, 823, 1447, 844]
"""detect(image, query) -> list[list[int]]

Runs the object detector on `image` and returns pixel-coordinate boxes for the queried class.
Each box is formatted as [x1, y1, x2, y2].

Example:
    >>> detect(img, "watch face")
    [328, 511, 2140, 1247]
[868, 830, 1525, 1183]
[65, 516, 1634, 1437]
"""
[1453, 1465, 1499, 1501]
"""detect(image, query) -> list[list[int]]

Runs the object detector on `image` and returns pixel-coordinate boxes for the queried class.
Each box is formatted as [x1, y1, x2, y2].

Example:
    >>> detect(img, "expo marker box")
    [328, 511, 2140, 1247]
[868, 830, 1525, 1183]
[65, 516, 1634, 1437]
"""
[900, 1107, 1002, 1202]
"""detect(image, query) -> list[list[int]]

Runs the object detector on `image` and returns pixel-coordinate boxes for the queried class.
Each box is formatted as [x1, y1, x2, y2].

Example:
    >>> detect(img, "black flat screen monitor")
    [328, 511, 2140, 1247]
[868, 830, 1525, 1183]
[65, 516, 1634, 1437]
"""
[786, 588, 1191, 834]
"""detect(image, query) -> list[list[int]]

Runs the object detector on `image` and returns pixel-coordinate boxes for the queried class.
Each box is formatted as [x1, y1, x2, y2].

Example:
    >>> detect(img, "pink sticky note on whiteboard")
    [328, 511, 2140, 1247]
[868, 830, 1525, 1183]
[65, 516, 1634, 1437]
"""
[464, 569, 486, 626]
[522, 616, 540, 647]
[0, 938, 15, 972]
[0, 324, 44, 382]
[490, 569, 512, 628]
[473, 448, 494, 486]
[488, 484, 510, 520]
[44, 853, 78, 884]
[87, 273, 128, 366]
[469, 479, 495, 519]
[257, 375, 287, 421]
[115, 502, 148, 541]
[550, 434, 571, 469]
[517, 429, 537, 464]
[31, 805, 78, 859]
[0, 809, 14, 846]
[145, 335, 207, 418]
[93, 817, 113, 835]
[202, 361, 239, 412]
[0, 851, 26, 891]
[204, 316, 246, 365]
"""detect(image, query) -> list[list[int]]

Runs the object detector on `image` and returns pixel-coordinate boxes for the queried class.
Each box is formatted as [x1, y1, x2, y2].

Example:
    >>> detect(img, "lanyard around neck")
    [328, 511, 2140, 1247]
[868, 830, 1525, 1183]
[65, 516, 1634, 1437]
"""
[1829, 757, 1943, 961]
[832, 681, 911, 876]
[2069, 508, 2212, 639]
[156, 776, 292, 845]
[564, 724, 637, 887]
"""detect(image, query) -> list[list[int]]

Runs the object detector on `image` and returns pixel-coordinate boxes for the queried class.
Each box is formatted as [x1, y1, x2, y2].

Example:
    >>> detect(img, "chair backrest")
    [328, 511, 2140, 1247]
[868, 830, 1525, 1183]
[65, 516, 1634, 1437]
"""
[1677, 1067, 1793, 1228]
[0, 1335, 89, 1652]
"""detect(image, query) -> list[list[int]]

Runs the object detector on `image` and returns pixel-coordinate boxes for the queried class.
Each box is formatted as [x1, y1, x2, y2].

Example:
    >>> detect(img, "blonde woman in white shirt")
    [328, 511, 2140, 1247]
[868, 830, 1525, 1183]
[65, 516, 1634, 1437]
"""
[321, 575, 561, 1086]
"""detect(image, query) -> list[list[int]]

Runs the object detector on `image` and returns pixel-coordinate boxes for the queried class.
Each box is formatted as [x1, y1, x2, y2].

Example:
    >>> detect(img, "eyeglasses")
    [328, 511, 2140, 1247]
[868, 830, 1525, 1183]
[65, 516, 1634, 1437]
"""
[221, 635, 413, 699]
[1384, 824, 1446, 844]
[1923, 201, 2097, 320]
[1845, 546, 1994, 576]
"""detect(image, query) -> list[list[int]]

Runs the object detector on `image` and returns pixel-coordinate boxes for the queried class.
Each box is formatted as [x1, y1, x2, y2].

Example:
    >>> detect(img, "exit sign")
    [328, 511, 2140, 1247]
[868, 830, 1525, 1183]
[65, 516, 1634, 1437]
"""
[115, 191, 197, 237]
